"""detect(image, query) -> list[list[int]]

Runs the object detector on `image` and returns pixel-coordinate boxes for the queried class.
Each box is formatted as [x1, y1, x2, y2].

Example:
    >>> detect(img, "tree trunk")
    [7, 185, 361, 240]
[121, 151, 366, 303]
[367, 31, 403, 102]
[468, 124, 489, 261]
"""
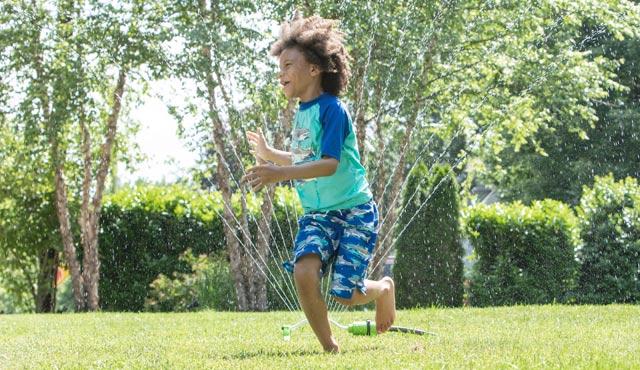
[370, 116, 417, 279]
[250, 99, 296, 311]
[81, 69, 126, 311]
[201, 37, 251, 310]
[51, 69, 127, 312]
[217, 152, 250, 311]
[252, 182, 274, 311]
[35, 248, 58, 313]
[53, 162, 86, 311]
[370, 40, 436, 279]
[31, 1, 129, 312]
[29, 10, 87, 311]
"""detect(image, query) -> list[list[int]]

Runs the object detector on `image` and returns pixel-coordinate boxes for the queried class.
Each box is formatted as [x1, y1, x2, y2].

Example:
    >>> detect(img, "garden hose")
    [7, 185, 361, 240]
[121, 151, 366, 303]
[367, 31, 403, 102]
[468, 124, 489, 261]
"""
[333, 319, 434, 336]
[281, 318, 434, 340]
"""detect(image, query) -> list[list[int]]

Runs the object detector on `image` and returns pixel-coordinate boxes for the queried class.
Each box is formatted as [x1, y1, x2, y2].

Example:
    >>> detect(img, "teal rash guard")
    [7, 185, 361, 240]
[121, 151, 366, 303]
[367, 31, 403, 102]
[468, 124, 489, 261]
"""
[290, 93, 372, 213]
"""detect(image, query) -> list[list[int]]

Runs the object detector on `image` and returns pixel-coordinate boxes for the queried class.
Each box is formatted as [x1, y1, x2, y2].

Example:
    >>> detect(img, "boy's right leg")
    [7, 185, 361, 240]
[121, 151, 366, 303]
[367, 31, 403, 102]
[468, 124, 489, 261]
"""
[293, 254, 339, 353]
[333, 277, 396, 334]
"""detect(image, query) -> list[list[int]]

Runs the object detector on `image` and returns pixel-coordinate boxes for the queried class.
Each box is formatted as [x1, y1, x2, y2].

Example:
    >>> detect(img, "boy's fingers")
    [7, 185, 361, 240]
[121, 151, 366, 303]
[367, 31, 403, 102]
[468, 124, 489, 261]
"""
[241, 172, 255, 183]
[244, 177, 262, 192]
[252, 181, 263, 192]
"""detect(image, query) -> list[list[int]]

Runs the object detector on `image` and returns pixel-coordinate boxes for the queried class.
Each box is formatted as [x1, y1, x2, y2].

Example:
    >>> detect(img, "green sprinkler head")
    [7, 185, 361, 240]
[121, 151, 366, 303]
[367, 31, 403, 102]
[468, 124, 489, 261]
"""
[347, 320, 377, 336]
[281, 325, 291, 341]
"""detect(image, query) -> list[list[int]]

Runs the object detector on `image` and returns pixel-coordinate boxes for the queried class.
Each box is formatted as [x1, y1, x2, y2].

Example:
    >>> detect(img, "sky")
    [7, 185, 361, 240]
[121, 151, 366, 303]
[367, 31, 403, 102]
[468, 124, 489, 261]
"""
[117, 16, 278, 185]
[117, 84, 198, 185]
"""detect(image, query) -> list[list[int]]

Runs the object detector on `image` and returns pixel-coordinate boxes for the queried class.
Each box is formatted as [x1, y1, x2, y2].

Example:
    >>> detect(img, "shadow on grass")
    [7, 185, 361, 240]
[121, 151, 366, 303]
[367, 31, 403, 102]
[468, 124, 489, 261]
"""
[224, 345, 383, 360]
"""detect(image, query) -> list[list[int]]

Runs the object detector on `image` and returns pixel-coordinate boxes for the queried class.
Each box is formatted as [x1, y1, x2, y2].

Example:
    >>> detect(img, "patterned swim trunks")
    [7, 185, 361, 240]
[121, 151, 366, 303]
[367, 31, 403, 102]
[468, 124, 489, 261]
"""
[283, 199, 379, 299]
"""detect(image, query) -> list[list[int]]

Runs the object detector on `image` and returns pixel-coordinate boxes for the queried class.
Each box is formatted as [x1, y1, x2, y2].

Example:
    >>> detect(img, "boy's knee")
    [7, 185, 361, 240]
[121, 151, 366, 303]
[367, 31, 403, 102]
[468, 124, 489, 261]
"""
[293, 254, 321, 285]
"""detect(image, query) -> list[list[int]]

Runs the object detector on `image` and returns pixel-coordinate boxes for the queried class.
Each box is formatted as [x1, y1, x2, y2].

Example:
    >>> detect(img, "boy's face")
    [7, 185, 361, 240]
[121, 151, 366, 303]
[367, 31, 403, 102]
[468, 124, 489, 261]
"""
[278, 47, 320, 99]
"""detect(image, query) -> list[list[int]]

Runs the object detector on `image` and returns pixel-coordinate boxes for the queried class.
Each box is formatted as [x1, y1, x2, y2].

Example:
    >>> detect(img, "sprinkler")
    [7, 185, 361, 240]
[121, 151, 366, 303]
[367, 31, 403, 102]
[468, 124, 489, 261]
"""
[281, 318, 308, 341]
[334, 319, 433, 336]
[281, 318, 434, 340]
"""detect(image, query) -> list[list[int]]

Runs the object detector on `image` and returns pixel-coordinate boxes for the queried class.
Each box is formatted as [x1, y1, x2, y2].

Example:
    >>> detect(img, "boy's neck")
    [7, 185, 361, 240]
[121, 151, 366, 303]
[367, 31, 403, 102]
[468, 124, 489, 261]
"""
[298, 82, 324, 103]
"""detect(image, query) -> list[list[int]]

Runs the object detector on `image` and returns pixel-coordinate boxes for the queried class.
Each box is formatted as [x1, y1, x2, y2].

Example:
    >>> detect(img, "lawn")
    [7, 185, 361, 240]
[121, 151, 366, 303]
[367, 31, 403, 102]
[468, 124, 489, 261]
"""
[1, 304, 639, 369]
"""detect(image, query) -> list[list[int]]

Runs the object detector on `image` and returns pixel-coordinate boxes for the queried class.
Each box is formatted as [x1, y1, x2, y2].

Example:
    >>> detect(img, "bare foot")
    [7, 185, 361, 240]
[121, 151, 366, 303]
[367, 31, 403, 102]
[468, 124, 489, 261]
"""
[323, 337, 340, 353]
[375, 277, 396, 334]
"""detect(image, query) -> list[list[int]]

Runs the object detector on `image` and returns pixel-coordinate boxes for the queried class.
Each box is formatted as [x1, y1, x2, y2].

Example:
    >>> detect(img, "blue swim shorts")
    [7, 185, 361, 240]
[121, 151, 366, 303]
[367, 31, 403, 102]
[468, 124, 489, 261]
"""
[283, 199, 379, 299]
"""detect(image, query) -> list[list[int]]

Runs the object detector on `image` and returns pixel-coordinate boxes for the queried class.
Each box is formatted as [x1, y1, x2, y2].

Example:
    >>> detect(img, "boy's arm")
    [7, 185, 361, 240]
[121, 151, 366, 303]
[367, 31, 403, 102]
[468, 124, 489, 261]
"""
[264, 147, 293, 166]
[280, 157, 338, 181]
[247, 129, 292, 166]
[242, 157, 338, 192]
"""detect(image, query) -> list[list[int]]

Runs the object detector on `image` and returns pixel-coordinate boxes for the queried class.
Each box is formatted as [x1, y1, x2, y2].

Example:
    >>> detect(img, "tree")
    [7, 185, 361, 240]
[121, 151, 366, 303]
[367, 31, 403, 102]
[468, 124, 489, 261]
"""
[0, 0, 169, 311]
[481, 11, 640, 205]
[393, 163, 464, 308]
[0, 124, 60, 312]
[165, 0, 298, 311]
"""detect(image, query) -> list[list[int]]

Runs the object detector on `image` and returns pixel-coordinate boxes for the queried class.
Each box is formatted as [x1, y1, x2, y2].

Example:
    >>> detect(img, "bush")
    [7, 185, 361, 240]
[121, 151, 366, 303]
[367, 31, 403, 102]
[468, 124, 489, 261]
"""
[393, 163, 464, 308]
[99, 184, 302, 311]
[576, 175, 640, 303]
[465, 200, 578, 306]
[145, 249, 236, 312]
[99, 185, 227, 311]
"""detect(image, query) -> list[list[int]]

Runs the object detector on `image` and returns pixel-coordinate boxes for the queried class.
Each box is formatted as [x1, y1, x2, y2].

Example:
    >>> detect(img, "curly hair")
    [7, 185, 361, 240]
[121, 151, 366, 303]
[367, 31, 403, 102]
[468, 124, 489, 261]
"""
[270, 15, 351, 96]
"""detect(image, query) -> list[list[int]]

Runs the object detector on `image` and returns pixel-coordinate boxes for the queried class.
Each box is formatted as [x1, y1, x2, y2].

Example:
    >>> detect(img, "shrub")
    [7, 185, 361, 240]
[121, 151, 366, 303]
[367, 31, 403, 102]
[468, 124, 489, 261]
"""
[99, 185, 225, 311]
[465, 200, 578, 306]
[393, 163, 464, 308]
[145, 249, 236, 312]
[576, 175, 640, 303]
[99, 184, 302, 311]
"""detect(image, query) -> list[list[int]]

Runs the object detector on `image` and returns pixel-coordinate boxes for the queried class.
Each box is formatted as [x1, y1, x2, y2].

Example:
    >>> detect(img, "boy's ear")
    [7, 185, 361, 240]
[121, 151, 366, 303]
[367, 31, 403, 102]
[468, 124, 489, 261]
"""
[310, 64, 321, 76]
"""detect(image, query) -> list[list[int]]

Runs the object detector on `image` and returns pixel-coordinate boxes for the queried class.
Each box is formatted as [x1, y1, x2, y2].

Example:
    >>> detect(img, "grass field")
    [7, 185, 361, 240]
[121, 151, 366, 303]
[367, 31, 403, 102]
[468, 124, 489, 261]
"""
[1, 304, 639, 369]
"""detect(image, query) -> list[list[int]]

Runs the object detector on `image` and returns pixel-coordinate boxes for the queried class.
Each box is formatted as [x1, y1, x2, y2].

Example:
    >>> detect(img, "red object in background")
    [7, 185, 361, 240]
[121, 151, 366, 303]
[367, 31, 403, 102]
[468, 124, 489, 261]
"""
[55, 267, 69, 286]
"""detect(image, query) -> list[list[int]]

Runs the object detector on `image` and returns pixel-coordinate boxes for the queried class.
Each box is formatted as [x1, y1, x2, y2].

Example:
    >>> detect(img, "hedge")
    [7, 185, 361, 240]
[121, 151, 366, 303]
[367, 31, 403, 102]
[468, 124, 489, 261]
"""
[576, 175, 640, 303]
[99, 184, 300, 311]
[465, 200, 578, 306]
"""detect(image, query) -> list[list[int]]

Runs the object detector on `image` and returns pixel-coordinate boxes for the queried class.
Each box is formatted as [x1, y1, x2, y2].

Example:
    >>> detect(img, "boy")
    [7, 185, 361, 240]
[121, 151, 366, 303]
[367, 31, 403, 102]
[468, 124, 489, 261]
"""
[241, 15, 395, 353]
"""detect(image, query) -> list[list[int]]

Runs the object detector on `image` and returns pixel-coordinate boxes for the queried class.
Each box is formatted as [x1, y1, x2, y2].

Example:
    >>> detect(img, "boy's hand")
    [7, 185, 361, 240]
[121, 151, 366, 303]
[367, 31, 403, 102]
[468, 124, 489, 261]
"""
[246, 129, 271, 162]
[241, 164, 285, 192]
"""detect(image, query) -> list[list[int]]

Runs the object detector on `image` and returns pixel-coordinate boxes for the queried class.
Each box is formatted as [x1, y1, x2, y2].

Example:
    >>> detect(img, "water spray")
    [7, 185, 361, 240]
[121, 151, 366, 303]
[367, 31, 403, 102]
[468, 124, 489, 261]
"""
[281, 318, 435, 340]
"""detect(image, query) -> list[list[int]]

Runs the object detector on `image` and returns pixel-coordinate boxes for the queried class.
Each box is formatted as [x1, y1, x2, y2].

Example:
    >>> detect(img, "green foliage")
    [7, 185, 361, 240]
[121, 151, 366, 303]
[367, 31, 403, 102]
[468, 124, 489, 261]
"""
[99, 184, 301, 311]
[145, 249, 236, 312]
[465, 200, 578, 306]
[0, 124, 61, 313]
[99, 184, 227, 311]
[481, 4, 640, 206]
[55, 276, 75, 313]
[393, 163, 464, 308]
[0, 281, 32, 314]
[576, 175, 640, 304]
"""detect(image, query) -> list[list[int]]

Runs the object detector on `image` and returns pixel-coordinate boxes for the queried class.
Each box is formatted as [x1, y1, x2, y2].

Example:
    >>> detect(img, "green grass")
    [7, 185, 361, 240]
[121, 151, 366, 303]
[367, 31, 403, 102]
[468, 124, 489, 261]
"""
[1, 305, 639, 369]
